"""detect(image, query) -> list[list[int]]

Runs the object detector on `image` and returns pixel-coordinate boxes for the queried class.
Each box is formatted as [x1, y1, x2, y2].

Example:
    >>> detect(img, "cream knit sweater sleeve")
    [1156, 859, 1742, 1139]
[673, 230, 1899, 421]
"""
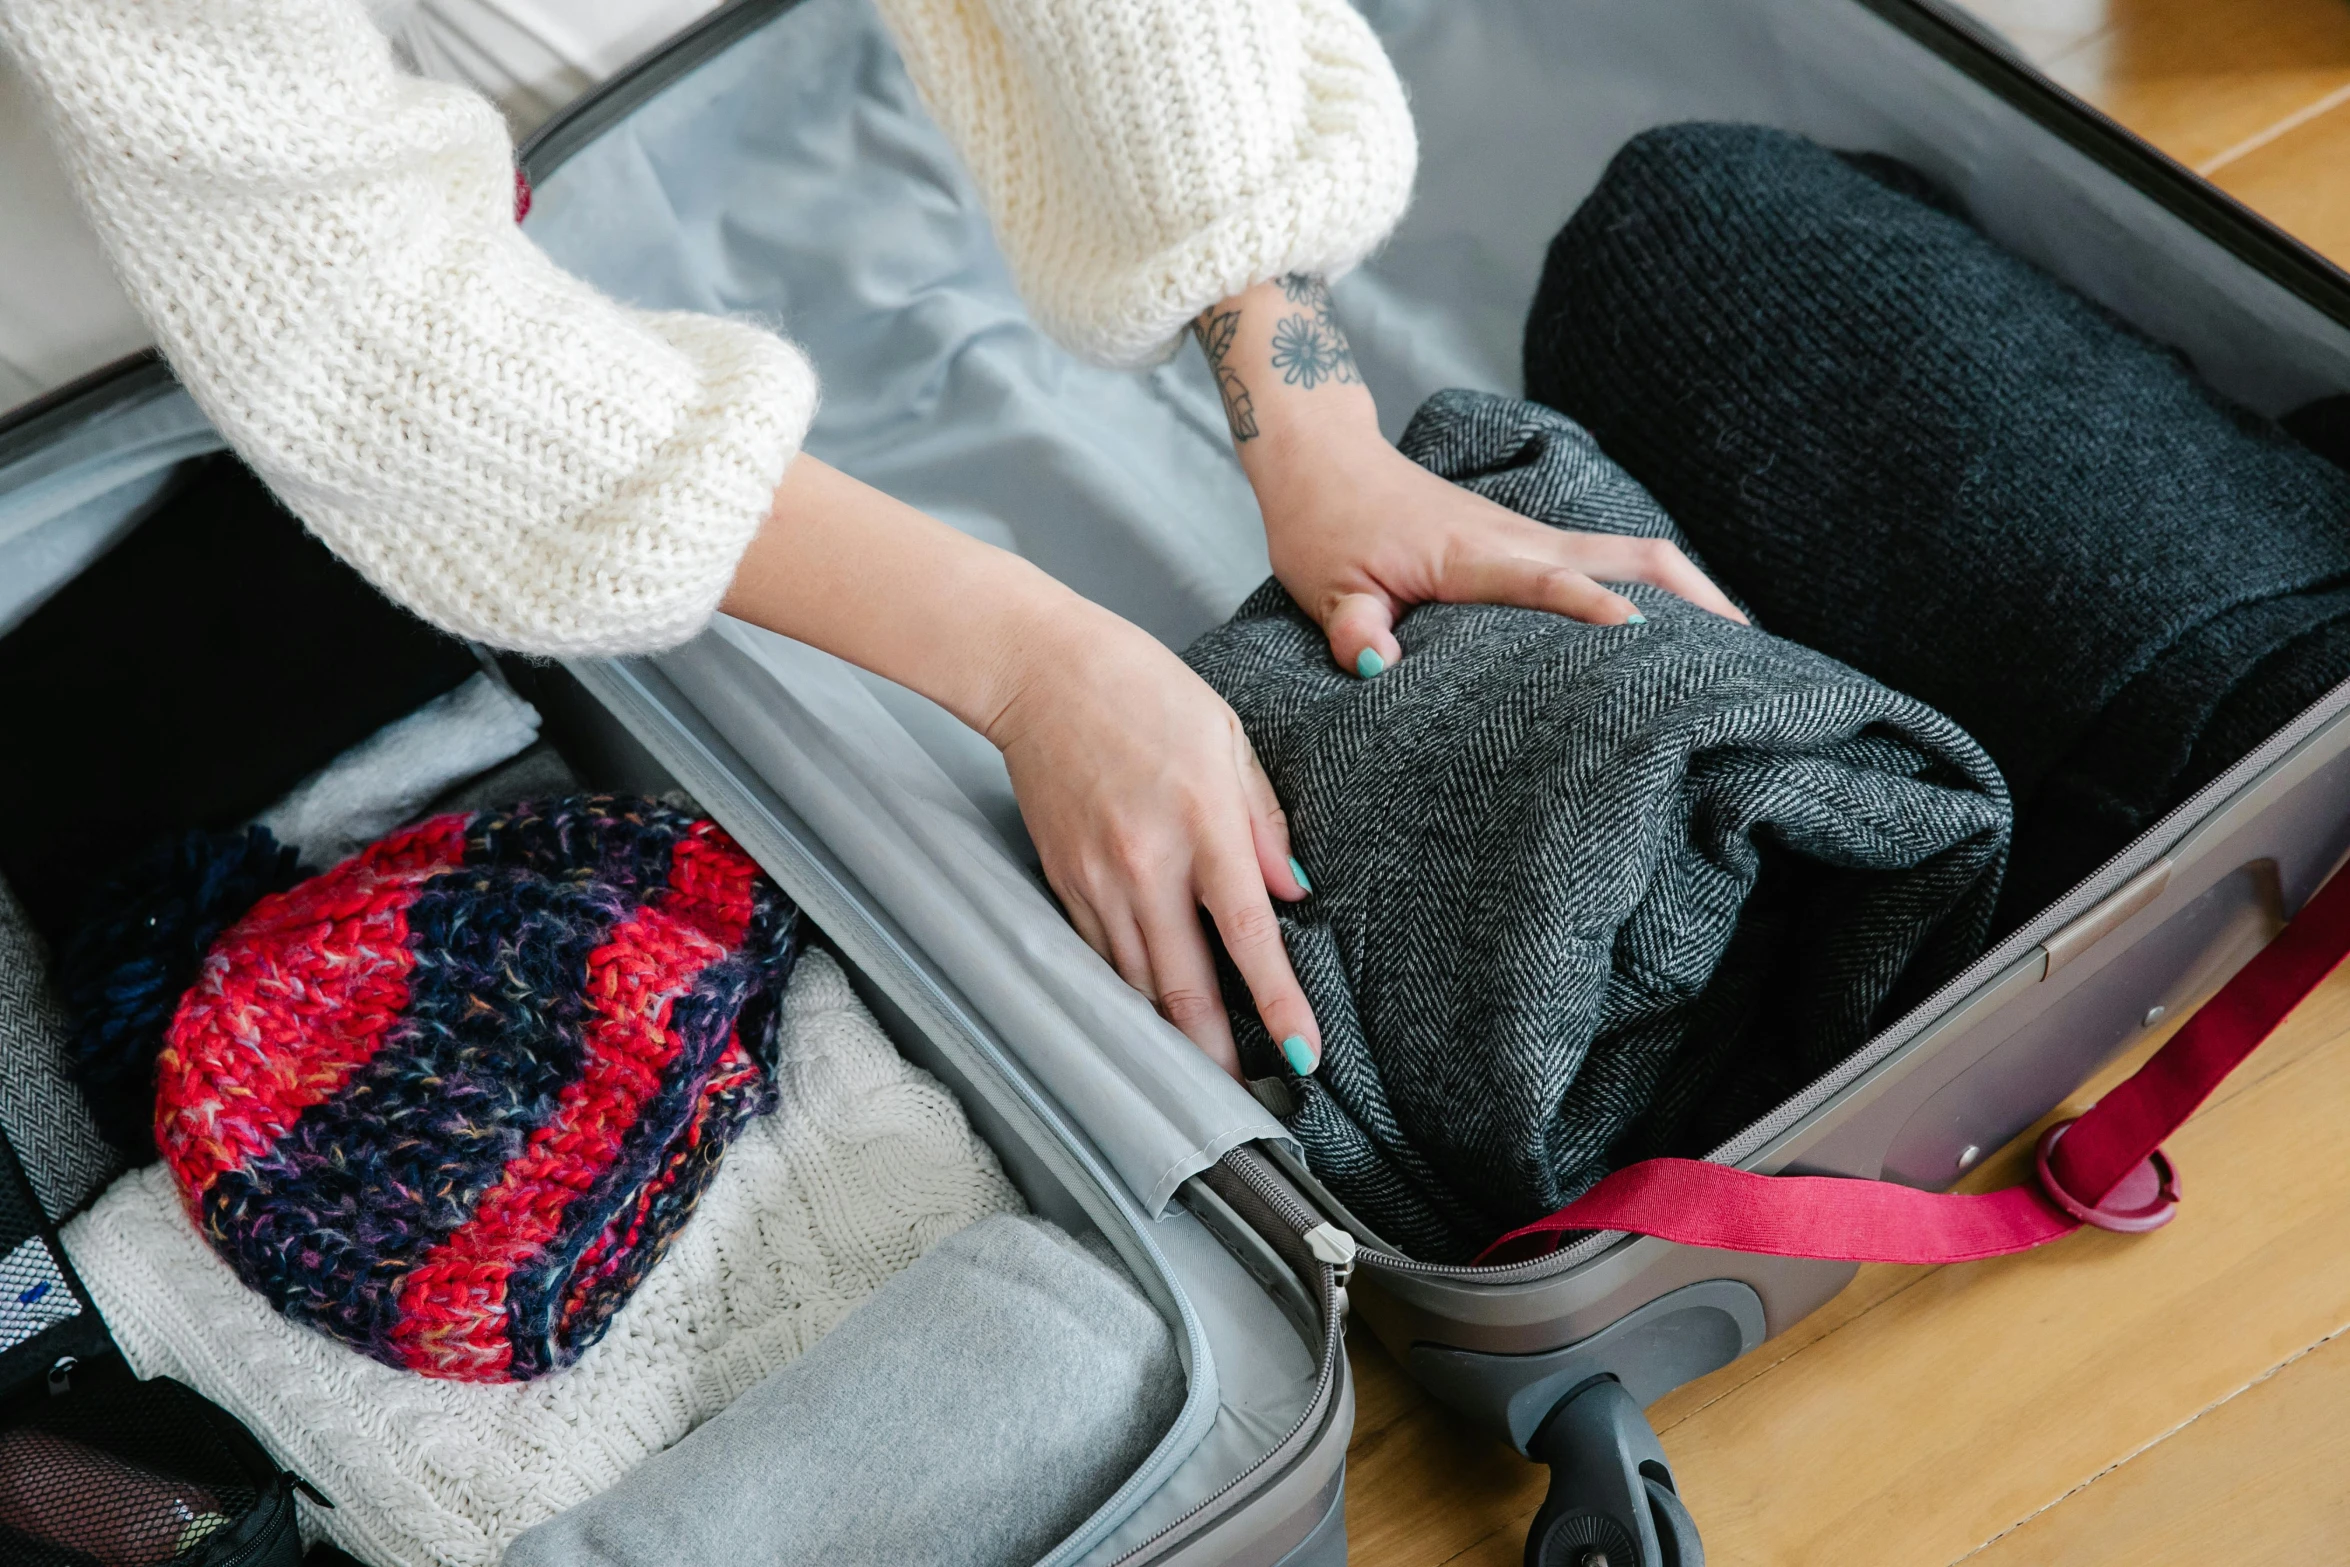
[874, 0, 1418, 368]
[0, 0, 818, 657]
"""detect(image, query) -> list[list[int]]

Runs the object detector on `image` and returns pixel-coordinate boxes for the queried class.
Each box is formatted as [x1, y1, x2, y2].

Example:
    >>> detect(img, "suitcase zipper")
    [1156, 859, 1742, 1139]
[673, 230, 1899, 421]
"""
[1218, 1150, 1357, 1297]
[1108, 1151, 1349, 1565]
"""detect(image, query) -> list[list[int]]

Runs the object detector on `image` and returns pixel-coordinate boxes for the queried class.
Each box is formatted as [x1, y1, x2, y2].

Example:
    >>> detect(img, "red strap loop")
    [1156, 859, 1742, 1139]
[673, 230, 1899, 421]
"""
[1475, 861, 2350, 1267]
[2032, 1119, 2178, 1233]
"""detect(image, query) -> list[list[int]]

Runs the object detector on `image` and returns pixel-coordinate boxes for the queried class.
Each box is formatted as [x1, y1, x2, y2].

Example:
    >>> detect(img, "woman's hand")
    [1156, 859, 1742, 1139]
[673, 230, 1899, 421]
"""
[724, 457, 1317, 1078]
[1196, 277, 1746, 677]
[985, 598, 1317, 1077]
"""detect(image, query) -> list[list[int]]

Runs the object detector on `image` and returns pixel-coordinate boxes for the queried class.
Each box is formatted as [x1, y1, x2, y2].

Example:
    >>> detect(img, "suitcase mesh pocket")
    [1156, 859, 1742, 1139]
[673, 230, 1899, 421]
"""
[0, 1367, 276, 1567]
[0, 1129, 299, 1567]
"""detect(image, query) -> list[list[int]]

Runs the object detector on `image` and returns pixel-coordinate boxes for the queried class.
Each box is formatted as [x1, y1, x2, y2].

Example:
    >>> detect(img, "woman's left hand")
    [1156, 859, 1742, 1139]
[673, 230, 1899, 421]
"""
[1195, 277, 1746, 677]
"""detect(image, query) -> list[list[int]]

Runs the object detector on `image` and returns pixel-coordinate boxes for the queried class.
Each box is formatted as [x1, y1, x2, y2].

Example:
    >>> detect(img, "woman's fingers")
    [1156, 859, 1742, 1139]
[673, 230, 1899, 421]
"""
[1442, 551, 1642, 625]
[1197, 839, 1321, 1076]
[1058, 878, 1161, 1006]
[1538, 529, 1747, 623]
[1232, 729, 1310, 902]
[1057, 882, 1116, 971]
[1323, 590, 1401, 680]
[986, 607, 1319, 1081]
[1133, 894, 1244, 1078]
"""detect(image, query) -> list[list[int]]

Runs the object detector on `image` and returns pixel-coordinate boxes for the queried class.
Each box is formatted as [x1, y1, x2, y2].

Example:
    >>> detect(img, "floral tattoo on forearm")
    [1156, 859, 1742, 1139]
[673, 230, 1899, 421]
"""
[1193, 273, 1360, 444]
[1194, 302, 1259, 443]
[1271, 272, 1358, 388]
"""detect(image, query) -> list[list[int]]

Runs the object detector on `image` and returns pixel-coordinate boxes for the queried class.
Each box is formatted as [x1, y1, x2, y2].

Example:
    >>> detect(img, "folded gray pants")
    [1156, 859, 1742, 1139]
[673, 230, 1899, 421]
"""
[502, 1214, 1184, 1567]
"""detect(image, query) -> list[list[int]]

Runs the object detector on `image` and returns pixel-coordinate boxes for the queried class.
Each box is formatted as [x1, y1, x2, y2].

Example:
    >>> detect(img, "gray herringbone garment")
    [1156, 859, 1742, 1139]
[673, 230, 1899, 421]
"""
[0, 870, 122, 1222]
[1185, 391, 2013, 1262]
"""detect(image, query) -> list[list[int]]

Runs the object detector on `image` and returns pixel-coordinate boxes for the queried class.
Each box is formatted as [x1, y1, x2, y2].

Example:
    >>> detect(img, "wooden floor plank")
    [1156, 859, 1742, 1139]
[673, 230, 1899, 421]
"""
[2033, 0, 2350, 172]
[2209, 99, 2350, 266]
[1964, 1326, 2350, 1564]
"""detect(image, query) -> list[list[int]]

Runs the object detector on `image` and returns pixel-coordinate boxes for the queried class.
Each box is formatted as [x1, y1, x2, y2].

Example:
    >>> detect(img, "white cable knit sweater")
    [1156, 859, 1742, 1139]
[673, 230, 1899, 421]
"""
[60, 952, 1023, 1567]
[0, 0, 1416, 655]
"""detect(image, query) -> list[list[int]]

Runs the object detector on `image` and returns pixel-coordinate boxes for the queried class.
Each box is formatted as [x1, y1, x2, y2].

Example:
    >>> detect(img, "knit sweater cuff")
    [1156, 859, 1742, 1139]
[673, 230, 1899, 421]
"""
[874, 0, 1419, 369]
[0, 0, 816, 658]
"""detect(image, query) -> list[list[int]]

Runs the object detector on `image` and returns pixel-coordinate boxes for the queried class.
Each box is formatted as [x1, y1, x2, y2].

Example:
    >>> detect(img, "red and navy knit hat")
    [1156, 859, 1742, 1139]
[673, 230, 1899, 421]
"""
[117, 797, 800, 1383]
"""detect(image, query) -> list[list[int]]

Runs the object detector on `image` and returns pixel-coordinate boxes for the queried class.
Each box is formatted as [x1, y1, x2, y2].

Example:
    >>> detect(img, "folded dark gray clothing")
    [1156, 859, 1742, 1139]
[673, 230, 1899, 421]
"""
[1184, 390, 2012, 1262]
[501, 1214, 1184, 1567]
[1523, 122, 2350, 926]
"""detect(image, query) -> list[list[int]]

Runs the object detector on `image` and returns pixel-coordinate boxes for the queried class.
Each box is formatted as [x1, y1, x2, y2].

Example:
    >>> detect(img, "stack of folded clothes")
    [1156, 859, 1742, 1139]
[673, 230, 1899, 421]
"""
[17, 651, 1176, 1567]
[51, 774, 1183, 1567]
[63, 947, 1034, 1566]
[57, 782, 1183, 1565]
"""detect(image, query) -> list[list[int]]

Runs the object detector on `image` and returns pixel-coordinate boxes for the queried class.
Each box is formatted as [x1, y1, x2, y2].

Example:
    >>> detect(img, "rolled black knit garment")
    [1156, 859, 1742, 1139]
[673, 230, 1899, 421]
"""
[1523, 123, 2350, 925]
[1184, 391, 2012, 1262]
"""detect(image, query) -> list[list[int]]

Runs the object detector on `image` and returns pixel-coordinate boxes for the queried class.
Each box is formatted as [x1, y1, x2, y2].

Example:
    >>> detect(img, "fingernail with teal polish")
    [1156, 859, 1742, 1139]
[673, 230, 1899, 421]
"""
[1355, 647, 1388, 680]
[1625, 611, 1648, 626]
[1281, 1035, 1318, 1076]
[1287, 856, 1313, 894]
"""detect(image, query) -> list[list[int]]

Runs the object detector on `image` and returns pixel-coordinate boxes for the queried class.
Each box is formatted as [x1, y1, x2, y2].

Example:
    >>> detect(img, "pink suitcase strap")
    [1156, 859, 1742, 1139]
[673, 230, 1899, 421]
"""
[1476, 859, 2350, 1266]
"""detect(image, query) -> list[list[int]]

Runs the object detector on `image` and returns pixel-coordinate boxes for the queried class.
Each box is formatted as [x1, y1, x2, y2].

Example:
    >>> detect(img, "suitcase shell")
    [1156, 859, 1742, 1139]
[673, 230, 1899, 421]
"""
[12, 0, 2349, 1561]
[1282, 0, 2350, 1448]
[499, 1, 2350, 1560]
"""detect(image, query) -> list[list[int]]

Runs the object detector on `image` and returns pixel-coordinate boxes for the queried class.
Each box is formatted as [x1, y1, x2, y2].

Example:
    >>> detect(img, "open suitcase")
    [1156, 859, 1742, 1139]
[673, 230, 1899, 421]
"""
[509, 1, 2350, 1563]
[10, 0, 2350, 1564]
[0, 375, 1353, 1567]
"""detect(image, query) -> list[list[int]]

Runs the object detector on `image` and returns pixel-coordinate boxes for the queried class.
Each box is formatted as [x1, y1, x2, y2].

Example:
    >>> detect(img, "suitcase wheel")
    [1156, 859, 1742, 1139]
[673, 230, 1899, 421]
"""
[1522, 1376, 1703, 1567]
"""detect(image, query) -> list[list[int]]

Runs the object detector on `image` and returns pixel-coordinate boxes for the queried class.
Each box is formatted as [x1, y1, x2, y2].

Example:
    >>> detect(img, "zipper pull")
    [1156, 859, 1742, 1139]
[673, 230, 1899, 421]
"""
[1303, 1222, 1357, 1287]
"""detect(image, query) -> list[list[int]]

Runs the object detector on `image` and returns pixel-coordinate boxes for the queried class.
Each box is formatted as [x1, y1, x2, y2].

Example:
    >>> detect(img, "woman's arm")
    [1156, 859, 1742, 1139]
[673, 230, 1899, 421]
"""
[725, 457, 1319, 1077]
[871, 0, 1415, 369]
[1197, 277, 1746, 676]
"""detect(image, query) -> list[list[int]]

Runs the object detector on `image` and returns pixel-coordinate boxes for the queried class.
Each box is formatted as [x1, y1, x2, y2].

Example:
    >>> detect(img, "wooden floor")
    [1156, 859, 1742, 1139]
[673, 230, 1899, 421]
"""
[1341, 4, 2350, 1563]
